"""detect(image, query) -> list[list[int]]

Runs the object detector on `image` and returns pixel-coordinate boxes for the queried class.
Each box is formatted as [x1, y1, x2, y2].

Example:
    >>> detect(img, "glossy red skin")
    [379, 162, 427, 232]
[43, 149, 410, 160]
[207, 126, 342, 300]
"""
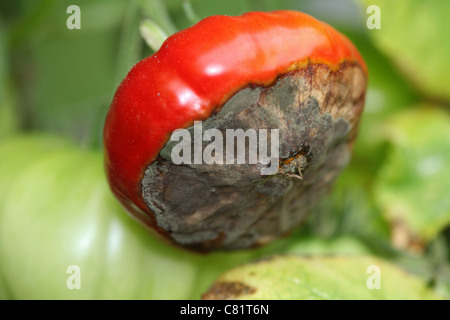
[104, 10, 367, 221]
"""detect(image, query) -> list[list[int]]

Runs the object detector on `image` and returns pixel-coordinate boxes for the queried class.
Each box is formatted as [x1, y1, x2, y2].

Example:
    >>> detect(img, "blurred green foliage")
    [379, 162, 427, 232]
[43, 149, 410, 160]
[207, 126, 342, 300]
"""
[374, 106, 450, 242]
[359, 0, 450, 101]
[0, 0, 448, 299]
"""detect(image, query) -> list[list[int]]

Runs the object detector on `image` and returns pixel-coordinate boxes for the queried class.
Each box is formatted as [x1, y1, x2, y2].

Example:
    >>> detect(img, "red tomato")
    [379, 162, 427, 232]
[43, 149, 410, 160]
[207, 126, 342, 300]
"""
[104, 10, 367, 247]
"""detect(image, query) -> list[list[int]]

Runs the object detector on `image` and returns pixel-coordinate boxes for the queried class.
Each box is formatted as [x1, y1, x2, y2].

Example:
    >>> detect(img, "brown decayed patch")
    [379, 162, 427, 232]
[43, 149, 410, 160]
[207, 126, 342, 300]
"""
[202, 281, 257, 300]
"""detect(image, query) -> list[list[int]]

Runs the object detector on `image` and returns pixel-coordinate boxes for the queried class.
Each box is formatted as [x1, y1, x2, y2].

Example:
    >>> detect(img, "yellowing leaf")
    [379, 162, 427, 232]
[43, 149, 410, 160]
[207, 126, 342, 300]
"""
[203, 255, 442, 300]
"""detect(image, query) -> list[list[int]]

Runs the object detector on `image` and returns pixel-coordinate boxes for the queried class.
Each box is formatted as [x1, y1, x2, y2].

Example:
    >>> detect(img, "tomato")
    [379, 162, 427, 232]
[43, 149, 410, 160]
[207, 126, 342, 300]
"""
[104, 10, 367, 250]
[0, 135, 261, 299]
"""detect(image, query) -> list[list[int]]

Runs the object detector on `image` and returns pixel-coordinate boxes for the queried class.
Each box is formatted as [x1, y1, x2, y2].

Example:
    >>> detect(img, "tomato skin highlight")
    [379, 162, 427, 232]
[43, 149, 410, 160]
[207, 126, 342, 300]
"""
[104, 10, 367, 224]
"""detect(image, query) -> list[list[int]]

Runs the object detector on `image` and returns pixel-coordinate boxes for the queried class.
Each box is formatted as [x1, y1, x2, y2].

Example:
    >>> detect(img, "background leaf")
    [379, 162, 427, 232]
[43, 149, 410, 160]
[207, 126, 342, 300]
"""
[357, 0, 450, 101]
[374, 106, 450, 244]
[203, 255, 442, 300]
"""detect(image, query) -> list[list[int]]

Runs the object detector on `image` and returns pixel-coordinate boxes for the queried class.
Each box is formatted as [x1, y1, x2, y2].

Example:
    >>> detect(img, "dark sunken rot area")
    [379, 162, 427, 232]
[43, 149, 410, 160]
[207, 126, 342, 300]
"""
[141, 62, 367, 251]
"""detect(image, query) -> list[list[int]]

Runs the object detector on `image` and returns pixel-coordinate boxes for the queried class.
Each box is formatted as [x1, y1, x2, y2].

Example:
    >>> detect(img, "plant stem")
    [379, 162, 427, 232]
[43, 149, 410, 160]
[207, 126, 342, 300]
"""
[139, 19, 168, 52]
[182, 0, 200, 25]
[115, 0, 143, 85]
[137, 0, 178, 36]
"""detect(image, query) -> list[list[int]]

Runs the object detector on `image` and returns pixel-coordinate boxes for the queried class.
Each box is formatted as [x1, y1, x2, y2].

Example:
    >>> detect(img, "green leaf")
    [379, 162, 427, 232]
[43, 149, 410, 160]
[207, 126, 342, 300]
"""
[203, 255, 442, 300]
[357, 0, 450, 101]
[374, 106, 450, 242]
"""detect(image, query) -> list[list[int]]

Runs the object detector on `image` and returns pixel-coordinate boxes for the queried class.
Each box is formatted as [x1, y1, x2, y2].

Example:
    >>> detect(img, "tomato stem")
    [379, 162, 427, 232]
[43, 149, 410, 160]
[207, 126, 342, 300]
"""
[137, 0, 178, 35]
[182, 0, 200, 25]
[139, 19, 168, 52]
